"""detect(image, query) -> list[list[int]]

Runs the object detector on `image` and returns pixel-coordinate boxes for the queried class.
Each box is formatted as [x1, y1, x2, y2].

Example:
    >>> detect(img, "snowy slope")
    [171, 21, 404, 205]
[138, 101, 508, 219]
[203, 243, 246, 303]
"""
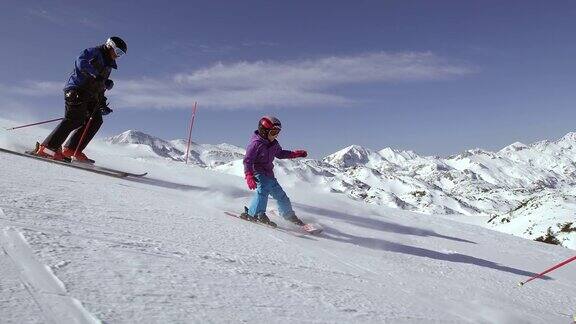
[488, 189, 576, 249]
[7, 117, 575, 249]
[1, 118, 575, 323]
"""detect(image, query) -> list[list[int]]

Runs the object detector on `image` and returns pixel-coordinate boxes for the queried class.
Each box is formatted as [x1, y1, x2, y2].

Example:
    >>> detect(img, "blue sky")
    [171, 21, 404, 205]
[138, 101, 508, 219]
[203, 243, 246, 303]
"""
[1, 0, 576, 157]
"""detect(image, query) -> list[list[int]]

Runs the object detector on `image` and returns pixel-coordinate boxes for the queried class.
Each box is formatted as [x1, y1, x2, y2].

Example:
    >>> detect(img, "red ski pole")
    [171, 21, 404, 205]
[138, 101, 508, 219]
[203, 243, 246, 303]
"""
[519, 255, 576, 286]
[184, 102, 198, 165]
[5, 117, 64, 131]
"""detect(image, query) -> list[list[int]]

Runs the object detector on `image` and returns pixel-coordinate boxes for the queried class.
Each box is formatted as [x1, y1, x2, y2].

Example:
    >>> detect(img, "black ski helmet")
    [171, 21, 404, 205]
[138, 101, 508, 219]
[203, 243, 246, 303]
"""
[258, 116, 282, 136]
[106, 36, 127, 55]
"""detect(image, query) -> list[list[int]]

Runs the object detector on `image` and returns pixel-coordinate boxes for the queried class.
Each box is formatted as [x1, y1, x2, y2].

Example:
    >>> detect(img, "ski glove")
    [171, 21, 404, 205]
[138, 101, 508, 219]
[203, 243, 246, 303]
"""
[101, 106, 113, 116]
[290, 150, 308, 158]
[105, 79, 114, 90]
[245, 171, 257, 190]
[99, 96, 113, 116]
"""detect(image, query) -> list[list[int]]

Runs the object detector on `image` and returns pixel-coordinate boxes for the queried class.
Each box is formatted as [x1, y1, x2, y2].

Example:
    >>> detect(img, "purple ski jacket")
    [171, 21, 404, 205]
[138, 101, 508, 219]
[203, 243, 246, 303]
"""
[243, 131, 292, 178]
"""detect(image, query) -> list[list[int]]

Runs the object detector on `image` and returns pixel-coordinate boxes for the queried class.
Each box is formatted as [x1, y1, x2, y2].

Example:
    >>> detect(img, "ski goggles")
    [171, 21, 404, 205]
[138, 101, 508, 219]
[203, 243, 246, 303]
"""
[112, 46, 125, 58]
[268, 128, 281, 136]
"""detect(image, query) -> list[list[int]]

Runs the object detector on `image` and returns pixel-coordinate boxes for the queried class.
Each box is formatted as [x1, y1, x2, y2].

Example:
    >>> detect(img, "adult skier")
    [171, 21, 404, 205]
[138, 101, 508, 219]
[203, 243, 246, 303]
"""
[241, 116, 308, 227]
[35, 36, 127, 163]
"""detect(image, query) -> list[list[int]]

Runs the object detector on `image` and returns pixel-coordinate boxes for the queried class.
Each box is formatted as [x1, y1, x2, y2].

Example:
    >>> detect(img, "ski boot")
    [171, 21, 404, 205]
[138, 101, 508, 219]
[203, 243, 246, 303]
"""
[255, 212, 277, 228]
[286, 213, 305, 226]
[240, 207, 251, 220]
[33, 143, 68, 162]
[62, 147, 95, 164]
[240, 207, 277, 227]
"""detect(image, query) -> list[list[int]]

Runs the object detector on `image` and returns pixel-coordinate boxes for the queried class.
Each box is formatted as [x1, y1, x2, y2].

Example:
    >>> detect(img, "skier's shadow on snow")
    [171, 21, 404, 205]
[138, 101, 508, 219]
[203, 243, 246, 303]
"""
[321, 226, 547, 278]
[296, 204, 476, 244]
[297, 204, 546, 278]
[123, 176, 209, 192]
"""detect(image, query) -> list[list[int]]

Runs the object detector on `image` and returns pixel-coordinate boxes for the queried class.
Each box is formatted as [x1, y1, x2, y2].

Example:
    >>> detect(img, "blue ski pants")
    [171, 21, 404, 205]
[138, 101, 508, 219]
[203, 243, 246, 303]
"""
[248, 174, 295, 219]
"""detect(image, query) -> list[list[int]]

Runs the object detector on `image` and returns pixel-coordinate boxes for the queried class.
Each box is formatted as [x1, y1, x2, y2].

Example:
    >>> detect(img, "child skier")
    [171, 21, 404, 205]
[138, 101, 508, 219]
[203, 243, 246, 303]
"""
[241, 116, 308, 227]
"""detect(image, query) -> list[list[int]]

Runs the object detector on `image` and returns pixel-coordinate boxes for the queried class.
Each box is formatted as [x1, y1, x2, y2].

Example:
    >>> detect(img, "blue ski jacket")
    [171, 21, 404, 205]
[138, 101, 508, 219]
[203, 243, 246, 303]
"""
[64, 45, 117, 97]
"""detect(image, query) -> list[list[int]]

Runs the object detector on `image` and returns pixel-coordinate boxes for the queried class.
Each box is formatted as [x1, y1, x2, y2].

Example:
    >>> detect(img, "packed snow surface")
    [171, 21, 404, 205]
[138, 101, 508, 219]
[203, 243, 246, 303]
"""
[0, 118, 575, 323]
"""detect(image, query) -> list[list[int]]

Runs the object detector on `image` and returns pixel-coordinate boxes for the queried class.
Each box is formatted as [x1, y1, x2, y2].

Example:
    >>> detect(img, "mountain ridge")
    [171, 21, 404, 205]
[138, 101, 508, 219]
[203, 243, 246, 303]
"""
[105, 129, 576, 249]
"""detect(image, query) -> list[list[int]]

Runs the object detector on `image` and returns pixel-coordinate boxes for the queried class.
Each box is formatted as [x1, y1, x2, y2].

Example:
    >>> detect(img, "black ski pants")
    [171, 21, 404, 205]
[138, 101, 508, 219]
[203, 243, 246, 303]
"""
[42, 89, 103, 153]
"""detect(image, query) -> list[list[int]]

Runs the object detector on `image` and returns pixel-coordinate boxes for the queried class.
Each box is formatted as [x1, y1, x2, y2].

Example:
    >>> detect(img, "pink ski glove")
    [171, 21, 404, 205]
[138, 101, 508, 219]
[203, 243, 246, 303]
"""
[290, 150, 308, 158]
[245, 171, 257, 190]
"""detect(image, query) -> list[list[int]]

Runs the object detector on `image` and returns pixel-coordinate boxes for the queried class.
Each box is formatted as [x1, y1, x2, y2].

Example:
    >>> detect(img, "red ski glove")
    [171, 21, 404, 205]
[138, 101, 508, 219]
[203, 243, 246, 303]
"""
[245, 171, 257, 190]
[290, 150, 308, 158]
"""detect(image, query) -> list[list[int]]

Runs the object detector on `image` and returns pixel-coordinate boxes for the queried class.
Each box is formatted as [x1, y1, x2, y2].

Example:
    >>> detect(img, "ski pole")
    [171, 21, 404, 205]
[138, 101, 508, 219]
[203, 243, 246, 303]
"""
[184, 101, 198, 165]
[5, 117, 64, 131]
[72, 109, 97, 159]
[519, 255, 576, 286]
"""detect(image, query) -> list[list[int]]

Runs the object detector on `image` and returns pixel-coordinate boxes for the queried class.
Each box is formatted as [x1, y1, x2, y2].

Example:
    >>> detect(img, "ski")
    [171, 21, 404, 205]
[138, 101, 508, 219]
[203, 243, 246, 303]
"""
[224, 211, 323, 235]
[0, 147, 146, 179]
[300, 223, 323, 235]
[268, 210, 323, 234]
[80, 164, 147, 177]
[224, 211, 308, 238]
[224, 211, 278, 229]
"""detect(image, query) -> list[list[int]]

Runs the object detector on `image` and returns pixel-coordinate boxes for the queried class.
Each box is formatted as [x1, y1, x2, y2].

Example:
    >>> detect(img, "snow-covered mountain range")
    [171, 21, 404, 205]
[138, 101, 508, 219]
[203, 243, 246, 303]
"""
[106, 130, 245, 167]
[106, 130, 576, 249]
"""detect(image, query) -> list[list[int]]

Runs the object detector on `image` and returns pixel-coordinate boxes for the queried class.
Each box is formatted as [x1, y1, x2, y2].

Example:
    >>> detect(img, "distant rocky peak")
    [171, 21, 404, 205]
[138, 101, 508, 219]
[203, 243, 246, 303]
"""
[378, 147, 420, 164]
[499, 142, 528, 153]
[556, 132, 576, 147]
[106, 130, 167, 146]
[323, 145, 377, 167]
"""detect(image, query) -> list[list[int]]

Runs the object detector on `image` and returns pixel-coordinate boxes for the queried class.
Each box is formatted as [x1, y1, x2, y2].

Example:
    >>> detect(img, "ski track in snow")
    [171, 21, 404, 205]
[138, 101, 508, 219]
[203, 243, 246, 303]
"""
[1, 129, 576, 322]
[0, 208, 100, 324]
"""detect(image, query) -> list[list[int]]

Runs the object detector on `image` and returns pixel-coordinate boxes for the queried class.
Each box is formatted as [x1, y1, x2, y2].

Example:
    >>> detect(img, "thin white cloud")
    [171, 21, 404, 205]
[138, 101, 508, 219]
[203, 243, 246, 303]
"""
[1, 52, 475, 110]
[111, 79, 351, 110]
[174, 52, 472, 89]
[115, 52, 474, 110]
[0, 81, 62, 96]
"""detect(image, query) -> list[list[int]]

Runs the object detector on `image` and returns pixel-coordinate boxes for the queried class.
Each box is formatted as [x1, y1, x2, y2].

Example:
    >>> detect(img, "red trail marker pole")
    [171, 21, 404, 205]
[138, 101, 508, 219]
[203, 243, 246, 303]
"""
[519, 255, 576, 286]
[185, 102, 198, 164]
